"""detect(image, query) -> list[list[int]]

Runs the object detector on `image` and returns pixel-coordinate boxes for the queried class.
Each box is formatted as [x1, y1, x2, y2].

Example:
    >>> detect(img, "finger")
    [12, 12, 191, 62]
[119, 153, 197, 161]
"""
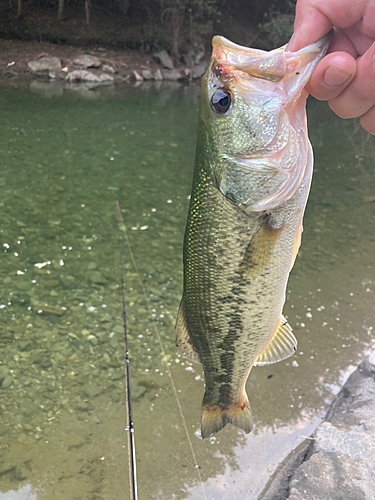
[326, 28, 357, 58]
[342, 24, 375, 55]
[329, 42, 375, 119]
[360, 106, 375, 135]
[306, 52, 356, 101]
[290, 0, 367, 51]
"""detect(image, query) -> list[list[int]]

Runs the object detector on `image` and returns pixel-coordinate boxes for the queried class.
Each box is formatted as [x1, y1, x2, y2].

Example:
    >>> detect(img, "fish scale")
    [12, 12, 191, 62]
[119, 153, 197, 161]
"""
[175, 33, 331, 439]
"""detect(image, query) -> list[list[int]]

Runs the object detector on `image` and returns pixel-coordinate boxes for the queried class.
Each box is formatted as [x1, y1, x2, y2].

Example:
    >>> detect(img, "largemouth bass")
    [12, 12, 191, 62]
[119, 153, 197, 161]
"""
[175, 34, 331, 439]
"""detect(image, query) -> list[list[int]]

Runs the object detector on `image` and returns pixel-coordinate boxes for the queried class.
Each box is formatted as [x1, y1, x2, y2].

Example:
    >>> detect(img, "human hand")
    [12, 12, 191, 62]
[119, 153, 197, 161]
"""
[288, 0, 375, 135]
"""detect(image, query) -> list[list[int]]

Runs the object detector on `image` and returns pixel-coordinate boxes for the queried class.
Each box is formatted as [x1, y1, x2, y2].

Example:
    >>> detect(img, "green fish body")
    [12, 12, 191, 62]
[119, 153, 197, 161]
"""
[176, 35, 331, 439]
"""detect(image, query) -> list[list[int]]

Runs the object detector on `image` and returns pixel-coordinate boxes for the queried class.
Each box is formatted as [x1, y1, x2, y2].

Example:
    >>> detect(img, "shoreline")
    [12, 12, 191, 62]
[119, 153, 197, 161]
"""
[0, 38, 204, 86]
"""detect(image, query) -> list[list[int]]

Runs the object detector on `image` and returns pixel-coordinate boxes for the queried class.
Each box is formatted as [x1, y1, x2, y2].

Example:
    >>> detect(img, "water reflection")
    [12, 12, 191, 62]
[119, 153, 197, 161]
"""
[0, 81, 374, 499]
[0, 485, 36, 500]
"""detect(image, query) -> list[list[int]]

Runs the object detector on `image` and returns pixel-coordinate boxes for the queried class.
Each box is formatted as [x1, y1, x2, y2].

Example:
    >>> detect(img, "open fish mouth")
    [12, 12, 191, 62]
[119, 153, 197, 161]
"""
[211, 32, 332, 85]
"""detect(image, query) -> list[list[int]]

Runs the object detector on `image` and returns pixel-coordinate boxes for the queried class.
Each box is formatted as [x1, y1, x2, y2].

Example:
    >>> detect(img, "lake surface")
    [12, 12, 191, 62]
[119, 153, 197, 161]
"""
[0, 79, 374, 500]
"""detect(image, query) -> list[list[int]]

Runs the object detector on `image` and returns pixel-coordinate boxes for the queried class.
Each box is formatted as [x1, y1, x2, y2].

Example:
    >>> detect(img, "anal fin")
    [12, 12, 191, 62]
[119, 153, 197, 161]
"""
[254, 315, 297, 366]
[175, 299, 201, 364]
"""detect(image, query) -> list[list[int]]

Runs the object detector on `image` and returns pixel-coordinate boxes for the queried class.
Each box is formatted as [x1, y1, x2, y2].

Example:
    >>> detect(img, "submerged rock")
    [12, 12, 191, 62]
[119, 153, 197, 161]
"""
[89, 271, 107, 285]
[2, 375, 14, 390]
[35, 304, 66, 316]
[15, 281, 32, 292]
[44, 279, 60, 288]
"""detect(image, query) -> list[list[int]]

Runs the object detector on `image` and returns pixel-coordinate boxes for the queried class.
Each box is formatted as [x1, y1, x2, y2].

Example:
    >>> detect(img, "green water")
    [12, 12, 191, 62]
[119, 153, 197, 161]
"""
[0, 80, 374, 500]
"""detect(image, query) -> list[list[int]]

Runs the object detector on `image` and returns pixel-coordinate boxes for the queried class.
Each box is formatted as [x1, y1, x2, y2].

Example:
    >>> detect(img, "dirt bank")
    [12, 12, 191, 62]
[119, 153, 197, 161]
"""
[0, 37, 199, 84]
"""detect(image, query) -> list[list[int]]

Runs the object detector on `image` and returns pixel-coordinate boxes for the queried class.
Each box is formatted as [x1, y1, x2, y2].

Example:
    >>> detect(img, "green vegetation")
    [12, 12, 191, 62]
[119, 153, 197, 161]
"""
[0, 0, 296, 54]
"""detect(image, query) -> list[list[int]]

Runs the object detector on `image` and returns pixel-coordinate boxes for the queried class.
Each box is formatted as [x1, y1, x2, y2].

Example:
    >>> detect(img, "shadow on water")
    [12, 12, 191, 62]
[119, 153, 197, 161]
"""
[0, 80, 374, 499]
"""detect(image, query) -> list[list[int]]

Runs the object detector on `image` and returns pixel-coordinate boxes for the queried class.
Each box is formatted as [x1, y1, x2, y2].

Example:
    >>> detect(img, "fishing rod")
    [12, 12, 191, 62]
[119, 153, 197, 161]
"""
[116, 201, 138, 500]
[115, 201, 207, 500]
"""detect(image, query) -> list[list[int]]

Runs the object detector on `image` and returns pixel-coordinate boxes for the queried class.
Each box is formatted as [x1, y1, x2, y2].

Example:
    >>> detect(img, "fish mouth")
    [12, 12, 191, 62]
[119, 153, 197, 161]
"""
[211, 32, 332, 85]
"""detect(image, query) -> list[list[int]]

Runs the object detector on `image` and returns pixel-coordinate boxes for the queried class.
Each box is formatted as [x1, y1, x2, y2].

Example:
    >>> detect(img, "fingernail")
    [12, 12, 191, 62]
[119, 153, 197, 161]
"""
[372, 54, 375, 70]
[323, 66, 351, 86]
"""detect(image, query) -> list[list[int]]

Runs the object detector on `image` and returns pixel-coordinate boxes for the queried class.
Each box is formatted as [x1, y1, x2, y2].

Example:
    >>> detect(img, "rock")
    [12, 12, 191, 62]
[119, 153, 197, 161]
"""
[66, 70, 100, 82]
[73, 55, 101, 68]
[102, 64, 116, 73]
[28, 57, 62, 73]
[261, 355, 375, 500]
[89, 271, 107, 285]
[141, 69, 153, 80]
[84, 384, 103, 398]
[362, 195, 375, 203]
[35, 304, 65, 316]
[100, 313, 112, 323]
[154, 50, 174, 69]
[75, 400, 90, 412]
[87, 262, 98, 270]
[132, 70, 143, 81]
[66, 435, 86, 450]
[0, 425, 9, 436]
[0, 365, 10, 381]
[181, 53, 194, 67]
[44, 279, 60, 288]
[161, 69, 183, 81]
[154, 69, 163, 81]
[87, 335, 98, 346]
[98, 73, 114, 83]
[192, 61, 208, 79]
[16, 281, 32, 292]
[132, 385, 147, 400]
[14, 465, 29, 481]
[111, 369, 124, 381]
[2, 375, 14, 390]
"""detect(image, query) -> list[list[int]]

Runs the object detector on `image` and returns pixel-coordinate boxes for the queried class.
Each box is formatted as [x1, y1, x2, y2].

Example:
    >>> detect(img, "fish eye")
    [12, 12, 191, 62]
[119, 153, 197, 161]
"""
[211, 89, 232, 114]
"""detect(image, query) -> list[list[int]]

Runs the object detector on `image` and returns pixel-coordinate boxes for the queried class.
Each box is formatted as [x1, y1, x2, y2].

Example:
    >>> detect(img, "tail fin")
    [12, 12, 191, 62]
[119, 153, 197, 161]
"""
[201, 392, 253, 440]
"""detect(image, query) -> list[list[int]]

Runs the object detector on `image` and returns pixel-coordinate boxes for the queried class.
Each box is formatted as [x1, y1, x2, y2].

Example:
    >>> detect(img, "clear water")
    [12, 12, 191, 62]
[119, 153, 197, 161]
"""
[0, 79, 374, 500]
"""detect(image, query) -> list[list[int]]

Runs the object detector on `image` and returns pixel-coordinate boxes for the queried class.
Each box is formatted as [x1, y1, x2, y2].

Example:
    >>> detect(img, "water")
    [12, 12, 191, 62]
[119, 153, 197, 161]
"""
[0, 79, 374, 500]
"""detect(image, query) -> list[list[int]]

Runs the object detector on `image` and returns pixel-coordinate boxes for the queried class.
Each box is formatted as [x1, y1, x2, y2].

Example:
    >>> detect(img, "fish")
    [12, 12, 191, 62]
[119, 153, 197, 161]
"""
[175, 33, 331, 440]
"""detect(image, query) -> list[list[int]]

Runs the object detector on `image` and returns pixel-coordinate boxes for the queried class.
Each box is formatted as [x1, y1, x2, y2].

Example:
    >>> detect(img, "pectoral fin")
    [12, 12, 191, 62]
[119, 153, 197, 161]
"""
[254, 316, 297, 366]
[175, 299, 201, 364]
[240, 214, 283, 279]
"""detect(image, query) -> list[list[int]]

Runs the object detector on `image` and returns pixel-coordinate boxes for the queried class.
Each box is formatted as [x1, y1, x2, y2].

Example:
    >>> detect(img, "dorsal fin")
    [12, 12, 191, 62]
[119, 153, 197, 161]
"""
[254, 316, 297, 366]
[175, 299, 201, 364]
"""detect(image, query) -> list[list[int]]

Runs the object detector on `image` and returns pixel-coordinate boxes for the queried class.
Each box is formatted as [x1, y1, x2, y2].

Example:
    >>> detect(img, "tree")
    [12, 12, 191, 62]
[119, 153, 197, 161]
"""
[85, 0, 90, 24]
[57, 0, 64, 21]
